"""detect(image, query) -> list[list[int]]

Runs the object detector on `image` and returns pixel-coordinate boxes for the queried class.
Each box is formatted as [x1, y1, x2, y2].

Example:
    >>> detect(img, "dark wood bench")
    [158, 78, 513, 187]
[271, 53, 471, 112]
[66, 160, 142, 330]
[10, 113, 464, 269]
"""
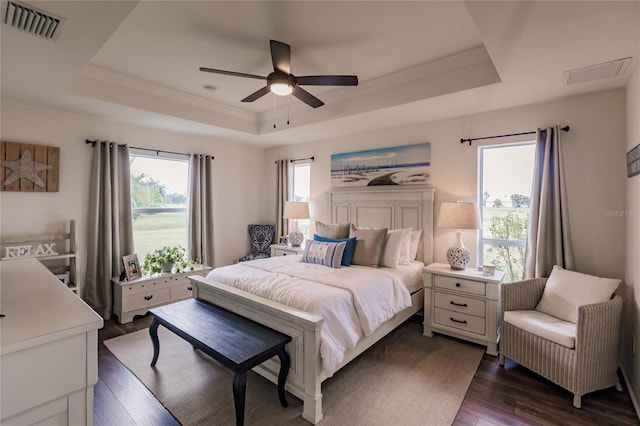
[148, 298, 291, 426]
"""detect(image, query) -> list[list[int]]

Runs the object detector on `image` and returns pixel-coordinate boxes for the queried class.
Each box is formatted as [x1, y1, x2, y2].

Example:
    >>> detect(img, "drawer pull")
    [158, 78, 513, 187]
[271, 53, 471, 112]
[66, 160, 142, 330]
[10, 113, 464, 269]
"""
[455, 282, 461, 287]
[450, 301, 468, 308]
[450, 317, 467, 324]
[144, 295, 153, 301]
[282, 253, 288, 256]
[187, 286, 193, 291]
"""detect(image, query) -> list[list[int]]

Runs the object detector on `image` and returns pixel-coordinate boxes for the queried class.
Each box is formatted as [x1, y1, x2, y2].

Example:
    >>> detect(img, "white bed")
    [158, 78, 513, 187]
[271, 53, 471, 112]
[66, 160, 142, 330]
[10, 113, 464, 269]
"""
[190, 187, 434, 424]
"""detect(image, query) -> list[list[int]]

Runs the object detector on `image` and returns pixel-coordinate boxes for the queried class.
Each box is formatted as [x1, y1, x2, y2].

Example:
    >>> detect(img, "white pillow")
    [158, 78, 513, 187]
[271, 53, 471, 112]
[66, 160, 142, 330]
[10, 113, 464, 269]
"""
[535, 265, 621, 323]
[380, 229, 406, 268]
[398, 228, 412, 265]
[409, 229, 423, 260]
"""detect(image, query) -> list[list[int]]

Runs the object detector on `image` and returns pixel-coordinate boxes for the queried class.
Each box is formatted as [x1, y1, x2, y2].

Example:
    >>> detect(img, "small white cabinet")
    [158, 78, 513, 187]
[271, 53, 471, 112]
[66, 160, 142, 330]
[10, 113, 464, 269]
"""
[423, 263, 504, 355]
[112, 266, 212, 324]
[270, 243, 305, 257]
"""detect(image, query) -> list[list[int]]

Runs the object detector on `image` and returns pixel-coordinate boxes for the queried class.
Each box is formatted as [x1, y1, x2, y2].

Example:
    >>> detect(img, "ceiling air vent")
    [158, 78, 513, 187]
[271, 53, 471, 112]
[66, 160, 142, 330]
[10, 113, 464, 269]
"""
[564, 57, 632, 85]
[2, 0, 66, 41]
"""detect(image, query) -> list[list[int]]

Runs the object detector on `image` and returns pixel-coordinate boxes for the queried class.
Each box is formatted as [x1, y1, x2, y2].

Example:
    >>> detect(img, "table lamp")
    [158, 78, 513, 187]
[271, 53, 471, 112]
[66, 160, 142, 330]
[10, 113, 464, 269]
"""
[437, 201, 481, 270]
[283, 201, 310, 246]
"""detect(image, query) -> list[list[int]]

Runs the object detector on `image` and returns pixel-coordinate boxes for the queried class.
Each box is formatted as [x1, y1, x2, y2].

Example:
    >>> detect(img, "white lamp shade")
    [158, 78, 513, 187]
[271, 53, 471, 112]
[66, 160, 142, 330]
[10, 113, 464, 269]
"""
[283, 201, 310, 220]
[437, 202, 481, 229]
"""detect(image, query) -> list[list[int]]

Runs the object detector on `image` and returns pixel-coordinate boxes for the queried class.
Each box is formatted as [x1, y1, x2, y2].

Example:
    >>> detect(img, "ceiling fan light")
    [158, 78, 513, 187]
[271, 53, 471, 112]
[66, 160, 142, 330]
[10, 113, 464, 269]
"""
[270, 83, 293, 96]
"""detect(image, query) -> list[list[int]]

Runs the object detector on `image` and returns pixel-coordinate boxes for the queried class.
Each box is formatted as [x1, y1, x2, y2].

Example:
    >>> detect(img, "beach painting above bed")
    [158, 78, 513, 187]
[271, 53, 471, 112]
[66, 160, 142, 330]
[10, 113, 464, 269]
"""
[331, 143, 430, 187]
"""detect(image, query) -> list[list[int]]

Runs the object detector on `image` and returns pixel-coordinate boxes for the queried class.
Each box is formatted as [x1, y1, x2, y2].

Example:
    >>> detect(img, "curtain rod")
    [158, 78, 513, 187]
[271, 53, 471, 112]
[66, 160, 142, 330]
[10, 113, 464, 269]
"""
[291, 156, 314, 163]
[460, 126, 570, 146]
[85, 140, 214, 159]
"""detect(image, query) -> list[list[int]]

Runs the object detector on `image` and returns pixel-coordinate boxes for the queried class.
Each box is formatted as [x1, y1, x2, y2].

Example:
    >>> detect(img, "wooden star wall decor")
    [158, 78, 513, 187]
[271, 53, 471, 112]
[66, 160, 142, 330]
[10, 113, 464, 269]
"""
[0, 141, 59, 192]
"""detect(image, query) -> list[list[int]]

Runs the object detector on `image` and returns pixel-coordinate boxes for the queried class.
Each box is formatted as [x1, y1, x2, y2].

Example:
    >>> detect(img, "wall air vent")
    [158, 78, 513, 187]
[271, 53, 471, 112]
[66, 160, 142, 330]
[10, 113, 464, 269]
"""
[2, 0, 66, 41]
[564, 57, 632, 85]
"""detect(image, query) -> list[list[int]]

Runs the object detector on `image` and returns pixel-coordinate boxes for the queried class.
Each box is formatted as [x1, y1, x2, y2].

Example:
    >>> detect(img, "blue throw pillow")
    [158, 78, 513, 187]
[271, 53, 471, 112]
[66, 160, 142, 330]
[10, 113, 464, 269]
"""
[314, 234, 357, 266]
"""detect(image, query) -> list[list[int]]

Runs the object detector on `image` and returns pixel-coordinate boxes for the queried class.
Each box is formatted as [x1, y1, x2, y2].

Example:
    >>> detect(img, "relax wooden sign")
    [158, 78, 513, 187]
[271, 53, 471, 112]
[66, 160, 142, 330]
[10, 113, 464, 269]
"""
[0, 141, 60, 192]
[2, 243, 58, 259]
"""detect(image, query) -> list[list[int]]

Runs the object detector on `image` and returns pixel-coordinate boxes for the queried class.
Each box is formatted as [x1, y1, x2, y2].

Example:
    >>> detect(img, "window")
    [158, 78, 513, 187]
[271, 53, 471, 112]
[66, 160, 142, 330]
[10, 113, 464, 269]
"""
[479, 143, 535, 282]
[292, 162, 311, 240]
[129, 154, 189, 262]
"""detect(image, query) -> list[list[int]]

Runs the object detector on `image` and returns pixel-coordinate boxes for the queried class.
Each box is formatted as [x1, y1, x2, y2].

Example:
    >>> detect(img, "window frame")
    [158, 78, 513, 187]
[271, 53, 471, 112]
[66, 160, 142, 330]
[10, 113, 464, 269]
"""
[291, 160, 311, 239]
[477, 141, 535, 280]
[129, 150, 190, 259]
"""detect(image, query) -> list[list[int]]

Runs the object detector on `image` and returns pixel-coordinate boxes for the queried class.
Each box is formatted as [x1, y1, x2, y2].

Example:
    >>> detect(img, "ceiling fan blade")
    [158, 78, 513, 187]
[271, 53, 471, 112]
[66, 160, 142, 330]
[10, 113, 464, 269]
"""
[270, 40, 291, 74]
[292, 86, 324, 108]
[199, 67, 266, 81]
[296, 75, 359, 86]
[241, 86, 271, 103]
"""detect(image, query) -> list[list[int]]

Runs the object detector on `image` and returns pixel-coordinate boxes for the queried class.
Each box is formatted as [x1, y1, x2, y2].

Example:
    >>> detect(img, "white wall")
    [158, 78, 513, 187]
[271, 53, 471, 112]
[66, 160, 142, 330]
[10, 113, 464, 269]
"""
[265, 89, 627, 279]
[0, 100, 267, 294]
[622, 3, 640, 413]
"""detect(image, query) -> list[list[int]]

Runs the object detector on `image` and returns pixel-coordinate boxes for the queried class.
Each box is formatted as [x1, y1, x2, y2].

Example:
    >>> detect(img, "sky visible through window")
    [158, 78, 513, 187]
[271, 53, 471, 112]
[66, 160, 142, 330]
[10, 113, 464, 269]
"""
[130, 156, 188, 201]
[482, 143, 535, 205]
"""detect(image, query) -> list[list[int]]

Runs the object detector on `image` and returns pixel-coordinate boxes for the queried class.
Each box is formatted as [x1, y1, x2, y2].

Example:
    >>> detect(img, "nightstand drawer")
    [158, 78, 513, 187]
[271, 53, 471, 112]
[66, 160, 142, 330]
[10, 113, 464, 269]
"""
[274, 248, 300, 256]
[434, 275, 485, 296]
[434, 291, 485, 317]
[434, 308, 485, 335]
[122, 288, 170, 311]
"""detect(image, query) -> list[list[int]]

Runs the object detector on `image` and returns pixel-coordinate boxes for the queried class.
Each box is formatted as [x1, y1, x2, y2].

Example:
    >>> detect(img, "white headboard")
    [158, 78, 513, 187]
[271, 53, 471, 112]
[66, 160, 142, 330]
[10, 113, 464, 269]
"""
[326, 187, 434, 265]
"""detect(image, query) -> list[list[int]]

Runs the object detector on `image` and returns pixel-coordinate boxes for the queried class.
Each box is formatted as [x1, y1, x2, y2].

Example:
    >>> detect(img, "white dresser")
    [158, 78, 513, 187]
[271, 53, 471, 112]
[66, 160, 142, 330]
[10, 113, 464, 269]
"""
[423, 263, 504, 355]
[0, 258, 103, 425]
[112, 266, 212, 324]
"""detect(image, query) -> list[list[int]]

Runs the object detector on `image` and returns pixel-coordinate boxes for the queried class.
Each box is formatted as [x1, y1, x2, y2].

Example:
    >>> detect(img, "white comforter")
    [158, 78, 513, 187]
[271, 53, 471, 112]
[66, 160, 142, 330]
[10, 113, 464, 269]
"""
[205, 255, 412, 376]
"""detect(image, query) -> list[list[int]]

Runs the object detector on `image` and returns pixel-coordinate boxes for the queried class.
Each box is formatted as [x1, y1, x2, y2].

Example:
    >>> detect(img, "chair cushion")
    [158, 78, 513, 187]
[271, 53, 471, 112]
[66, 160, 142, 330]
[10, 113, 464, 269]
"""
[535, 265, 620, 323]
[504, 310, 577, 349]
[349, 224, 388, 267]
[315, 221, 350, 239]
[301, 240, 346, 269]
[313, 234, 356, 266]
[237, 253, 270, 263]
[248, 224, 275, 256]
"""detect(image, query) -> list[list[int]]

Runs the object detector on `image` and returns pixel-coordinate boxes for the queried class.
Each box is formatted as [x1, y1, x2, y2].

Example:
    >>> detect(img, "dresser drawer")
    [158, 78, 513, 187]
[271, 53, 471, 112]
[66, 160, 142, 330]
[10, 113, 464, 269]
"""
[122, 288, 170, 311]
[122, 276, 174, 295]
[434, 307, 485, 335]
[434, 275, 485, 296]
[434, 291, 485, 317]
[170, 282, 195, 300]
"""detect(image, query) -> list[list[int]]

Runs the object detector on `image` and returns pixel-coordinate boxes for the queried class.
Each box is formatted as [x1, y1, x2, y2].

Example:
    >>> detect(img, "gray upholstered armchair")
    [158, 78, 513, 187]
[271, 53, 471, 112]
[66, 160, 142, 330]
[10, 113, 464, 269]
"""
[500, 277, 623, 408]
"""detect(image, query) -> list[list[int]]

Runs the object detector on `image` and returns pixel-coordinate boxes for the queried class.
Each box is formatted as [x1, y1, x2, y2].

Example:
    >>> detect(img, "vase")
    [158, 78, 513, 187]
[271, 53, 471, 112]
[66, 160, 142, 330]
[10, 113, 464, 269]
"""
[162, 262, 174, 273]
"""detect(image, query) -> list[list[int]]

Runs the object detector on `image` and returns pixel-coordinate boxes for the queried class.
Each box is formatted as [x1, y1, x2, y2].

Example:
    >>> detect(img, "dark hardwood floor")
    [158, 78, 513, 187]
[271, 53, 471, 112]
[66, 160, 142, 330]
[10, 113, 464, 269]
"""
[96, 314, 639, 425]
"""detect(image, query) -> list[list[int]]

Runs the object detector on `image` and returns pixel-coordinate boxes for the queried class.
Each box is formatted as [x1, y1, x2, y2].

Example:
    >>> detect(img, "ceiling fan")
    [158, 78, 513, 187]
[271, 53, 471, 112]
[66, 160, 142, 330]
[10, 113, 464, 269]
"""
[199, 40, 358, 108]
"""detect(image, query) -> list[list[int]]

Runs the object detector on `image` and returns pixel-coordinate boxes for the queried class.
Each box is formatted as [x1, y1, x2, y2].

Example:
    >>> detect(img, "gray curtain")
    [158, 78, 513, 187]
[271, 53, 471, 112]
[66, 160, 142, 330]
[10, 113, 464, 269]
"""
[275, 159, 290, 239]
[84, 142, 134, 319]
[524, 126, 575, 278]
[188, 154, 215, 267]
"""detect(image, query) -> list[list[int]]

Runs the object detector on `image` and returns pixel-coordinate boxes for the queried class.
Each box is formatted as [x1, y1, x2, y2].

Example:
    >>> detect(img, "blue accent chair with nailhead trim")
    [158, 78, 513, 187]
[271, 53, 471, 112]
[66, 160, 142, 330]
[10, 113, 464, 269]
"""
[236, 224, 275, 263]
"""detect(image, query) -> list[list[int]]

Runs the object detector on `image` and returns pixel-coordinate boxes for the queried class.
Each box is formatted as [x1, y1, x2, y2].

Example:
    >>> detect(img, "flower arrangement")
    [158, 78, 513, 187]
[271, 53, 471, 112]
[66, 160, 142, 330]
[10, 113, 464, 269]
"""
[142, 245, 192, 274]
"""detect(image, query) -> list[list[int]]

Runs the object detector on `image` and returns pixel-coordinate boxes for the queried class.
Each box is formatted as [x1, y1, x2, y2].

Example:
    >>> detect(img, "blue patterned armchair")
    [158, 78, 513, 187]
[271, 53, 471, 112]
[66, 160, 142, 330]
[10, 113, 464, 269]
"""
[237, 224, 275, 262]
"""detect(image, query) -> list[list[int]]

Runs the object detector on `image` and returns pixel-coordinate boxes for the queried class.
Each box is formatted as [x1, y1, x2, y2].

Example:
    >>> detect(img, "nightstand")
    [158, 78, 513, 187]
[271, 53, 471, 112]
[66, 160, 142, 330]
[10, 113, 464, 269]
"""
[270, 243, 305, 257]
[423, 262, 505, 355]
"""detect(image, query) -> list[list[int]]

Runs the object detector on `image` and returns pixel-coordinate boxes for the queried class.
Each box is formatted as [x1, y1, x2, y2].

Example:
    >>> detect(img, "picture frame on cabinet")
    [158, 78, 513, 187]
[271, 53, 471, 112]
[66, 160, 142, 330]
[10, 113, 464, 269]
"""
[122, 254, 141, 281]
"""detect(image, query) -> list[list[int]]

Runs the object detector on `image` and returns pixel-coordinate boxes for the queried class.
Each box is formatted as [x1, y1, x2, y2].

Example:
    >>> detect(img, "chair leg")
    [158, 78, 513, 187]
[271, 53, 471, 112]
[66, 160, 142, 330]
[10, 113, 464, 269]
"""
[499, 353, 505, 366]
[573, 394, 581, 408]
[615, 376, 623, 392]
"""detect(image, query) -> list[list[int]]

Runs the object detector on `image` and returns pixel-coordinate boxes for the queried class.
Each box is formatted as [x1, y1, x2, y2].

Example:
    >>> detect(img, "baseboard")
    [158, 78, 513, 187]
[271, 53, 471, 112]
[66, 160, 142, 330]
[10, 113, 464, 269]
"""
[620, 365, 640, 421]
